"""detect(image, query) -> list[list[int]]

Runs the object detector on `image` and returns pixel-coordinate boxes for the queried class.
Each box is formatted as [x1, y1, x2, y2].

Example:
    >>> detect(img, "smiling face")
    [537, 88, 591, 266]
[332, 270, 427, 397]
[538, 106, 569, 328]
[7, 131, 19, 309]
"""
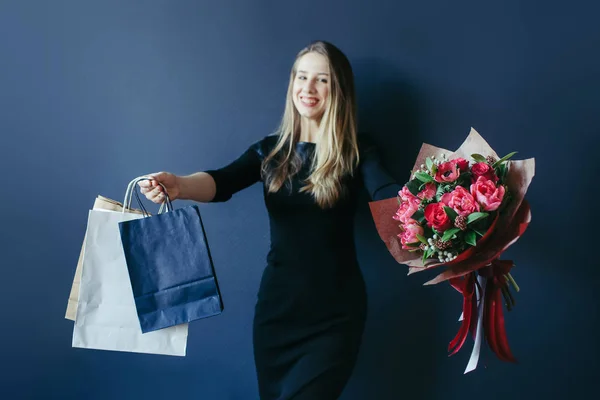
[292, 52, 331, 122]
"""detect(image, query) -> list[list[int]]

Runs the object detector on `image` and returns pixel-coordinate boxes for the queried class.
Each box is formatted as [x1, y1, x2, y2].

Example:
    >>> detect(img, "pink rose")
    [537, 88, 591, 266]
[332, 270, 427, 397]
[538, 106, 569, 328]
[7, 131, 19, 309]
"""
[434, 161, 460, 183]
[453, 158, 470, 172]
[393, 199, 420, 224]
[399, 220, 424, 249]
[470, 176, 505, 211]
[424, 202, 452, 232]
[417, 182, 436, 200]
[442, 186, 480, 217]
[471, 162, 498, 183]
[398, 186, 419, 203]
[440, 192, 452, 205]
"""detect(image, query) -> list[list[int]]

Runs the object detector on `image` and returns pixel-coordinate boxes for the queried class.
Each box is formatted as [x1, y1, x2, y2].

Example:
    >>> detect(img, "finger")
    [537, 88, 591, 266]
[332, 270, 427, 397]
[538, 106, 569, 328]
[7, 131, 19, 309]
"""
[147, 172, 168, 185]
[151, 171, 168, 181]
[152, 190, 167, 204]
[149, 186, 163, 198]
[140, 185, 157, 195]
[139, 179, 157, 194]
[151, 193, 164, 204]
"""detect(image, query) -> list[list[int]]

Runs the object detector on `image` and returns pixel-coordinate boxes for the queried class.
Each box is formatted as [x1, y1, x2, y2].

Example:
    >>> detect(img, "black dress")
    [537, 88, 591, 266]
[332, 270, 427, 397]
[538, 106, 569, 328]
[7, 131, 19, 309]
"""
[205, 134, 399, 400]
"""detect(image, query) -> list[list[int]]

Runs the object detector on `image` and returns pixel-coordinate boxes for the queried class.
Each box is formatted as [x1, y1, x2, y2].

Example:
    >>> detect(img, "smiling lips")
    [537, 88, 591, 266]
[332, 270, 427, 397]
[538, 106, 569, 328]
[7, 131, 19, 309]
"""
[300, 96, 319, 107]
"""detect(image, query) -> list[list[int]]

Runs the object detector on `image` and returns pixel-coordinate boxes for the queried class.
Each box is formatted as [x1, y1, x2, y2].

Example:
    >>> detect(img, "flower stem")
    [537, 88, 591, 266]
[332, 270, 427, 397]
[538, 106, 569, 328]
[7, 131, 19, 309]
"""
[506, 285, 516, 308]
[506, 272, 520, 292]
[500, 283, 517, 311]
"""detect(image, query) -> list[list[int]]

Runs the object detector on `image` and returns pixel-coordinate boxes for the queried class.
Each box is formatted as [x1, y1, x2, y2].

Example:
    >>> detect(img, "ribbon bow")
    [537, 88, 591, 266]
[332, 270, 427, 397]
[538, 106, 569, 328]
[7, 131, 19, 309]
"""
[448, 258, 518, 373]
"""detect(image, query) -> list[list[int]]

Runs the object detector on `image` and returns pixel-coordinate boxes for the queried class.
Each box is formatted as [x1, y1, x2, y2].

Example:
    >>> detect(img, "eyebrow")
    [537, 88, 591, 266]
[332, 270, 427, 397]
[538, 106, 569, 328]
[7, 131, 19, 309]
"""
[297, 70, 329, 76]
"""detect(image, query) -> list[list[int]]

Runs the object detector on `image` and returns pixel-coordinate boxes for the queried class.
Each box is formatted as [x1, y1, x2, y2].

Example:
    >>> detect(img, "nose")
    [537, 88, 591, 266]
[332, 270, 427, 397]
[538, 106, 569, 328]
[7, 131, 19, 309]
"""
[302, 80, 316, 93]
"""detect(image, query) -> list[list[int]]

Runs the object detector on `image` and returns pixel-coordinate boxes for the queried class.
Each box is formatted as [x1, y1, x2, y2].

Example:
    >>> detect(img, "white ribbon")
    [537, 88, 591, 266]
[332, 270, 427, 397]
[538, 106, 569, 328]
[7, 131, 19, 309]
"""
[459, 275, 487, 374]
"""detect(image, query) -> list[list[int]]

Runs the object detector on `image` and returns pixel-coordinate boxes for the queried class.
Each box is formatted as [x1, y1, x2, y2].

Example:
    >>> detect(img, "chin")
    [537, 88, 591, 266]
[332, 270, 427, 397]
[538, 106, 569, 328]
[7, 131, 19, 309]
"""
[297, 107, 324, 120]
[301, 112, 320, 120]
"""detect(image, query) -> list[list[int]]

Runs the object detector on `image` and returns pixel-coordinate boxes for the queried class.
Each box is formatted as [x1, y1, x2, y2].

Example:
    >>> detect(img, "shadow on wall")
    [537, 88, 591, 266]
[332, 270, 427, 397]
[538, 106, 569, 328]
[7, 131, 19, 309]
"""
[343, 58, 443, 400]
[354, 57, 423, 179]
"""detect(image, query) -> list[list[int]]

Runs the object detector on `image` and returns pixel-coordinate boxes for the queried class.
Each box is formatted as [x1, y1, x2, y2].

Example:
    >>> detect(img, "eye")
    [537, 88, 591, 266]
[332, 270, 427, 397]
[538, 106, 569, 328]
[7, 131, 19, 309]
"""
[319, 78, 328, 83]
[297, 75, 306, 80]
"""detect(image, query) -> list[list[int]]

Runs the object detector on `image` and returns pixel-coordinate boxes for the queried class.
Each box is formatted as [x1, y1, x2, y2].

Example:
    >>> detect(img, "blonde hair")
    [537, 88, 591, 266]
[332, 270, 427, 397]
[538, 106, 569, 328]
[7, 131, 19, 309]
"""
[262, 41, 360, 208]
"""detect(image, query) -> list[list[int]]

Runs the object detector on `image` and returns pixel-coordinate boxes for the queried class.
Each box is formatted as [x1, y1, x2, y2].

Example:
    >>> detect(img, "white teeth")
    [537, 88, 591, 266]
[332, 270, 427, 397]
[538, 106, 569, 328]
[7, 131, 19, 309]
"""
[301, 97, 318, 105]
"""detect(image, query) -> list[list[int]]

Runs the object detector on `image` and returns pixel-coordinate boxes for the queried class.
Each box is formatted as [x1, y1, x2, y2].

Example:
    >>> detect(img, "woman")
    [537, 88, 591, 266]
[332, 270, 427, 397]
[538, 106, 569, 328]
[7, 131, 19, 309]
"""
[139, 41, 400, 399]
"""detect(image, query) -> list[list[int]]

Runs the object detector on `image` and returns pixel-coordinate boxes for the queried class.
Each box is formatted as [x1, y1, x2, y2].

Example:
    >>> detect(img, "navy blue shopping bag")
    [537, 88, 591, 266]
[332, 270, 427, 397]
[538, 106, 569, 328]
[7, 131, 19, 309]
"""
[118, 178, 223, 333]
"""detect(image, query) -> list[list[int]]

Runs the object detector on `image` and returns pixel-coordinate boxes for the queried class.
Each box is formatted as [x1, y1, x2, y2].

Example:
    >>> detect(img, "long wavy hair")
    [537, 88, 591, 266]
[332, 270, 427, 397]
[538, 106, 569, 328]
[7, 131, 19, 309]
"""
[261, 40, 360, 208]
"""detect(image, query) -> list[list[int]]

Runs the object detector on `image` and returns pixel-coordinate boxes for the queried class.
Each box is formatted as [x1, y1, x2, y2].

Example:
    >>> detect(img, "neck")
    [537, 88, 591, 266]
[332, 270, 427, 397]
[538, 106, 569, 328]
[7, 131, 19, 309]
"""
[299, 117, 321, 143]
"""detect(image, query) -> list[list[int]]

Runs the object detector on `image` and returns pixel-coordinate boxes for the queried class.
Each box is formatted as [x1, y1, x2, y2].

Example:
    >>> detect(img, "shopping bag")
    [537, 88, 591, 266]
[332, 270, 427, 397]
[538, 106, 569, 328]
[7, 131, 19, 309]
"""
[65, 196, 145, 321]
[118, 176, 224, 334]
[72, 190, 187, 356]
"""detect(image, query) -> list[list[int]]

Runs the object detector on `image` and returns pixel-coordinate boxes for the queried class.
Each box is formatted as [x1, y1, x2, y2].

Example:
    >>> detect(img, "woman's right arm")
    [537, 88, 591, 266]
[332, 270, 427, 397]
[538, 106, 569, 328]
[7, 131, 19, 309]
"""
[138, 171, 216, 204]
[177, 172, 217, 202]
[139, 140, 263, 204]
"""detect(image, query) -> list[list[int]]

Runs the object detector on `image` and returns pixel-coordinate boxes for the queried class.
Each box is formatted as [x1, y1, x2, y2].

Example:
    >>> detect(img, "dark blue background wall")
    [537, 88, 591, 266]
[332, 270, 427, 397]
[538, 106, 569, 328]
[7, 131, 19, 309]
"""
[1, 1, 598, 399]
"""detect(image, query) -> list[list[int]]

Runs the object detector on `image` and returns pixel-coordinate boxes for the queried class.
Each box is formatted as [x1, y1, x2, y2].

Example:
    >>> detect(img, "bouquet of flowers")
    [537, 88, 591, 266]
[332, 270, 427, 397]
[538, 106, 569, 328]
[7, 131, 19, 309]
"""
[369, 128, 535, 373]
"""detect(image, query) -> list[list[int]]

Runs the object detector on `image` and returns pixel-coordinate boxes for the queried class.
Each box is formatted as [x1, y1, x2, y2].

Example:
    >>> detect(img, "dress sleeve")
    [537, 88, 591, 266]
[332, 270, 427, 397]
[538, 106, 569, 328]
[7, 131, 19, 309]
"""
[204, 140, 263, 202]
[358, 133, 403, 201]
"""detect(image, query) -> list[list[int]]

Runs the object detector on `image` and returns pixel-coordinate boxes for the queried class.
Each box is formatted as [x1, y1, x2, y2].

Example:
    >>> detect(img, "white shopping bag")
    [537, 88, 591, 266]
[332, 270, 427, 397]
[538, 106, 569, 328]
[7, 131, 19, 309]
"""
[66, 195, 146, 321]
[72, 187, 188, 356]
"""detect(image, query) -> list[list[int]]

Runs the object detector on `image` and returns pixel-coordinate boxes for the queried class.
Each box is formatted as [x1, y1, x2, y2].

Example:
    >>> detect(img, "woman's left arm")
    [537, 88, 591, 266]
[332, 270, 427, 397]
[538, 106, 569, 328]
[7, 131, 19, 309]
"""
[358, 133, 403, 201]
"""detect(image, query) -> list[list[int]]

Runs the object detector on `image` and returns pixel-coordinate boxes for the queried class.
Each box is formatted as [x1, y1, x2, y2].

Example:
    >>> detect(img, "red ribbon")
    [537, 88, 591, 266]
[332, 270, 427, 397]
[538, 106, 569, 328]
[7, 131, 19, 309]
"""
[448, 273, 476, 356]
[448, 259, 518, 363]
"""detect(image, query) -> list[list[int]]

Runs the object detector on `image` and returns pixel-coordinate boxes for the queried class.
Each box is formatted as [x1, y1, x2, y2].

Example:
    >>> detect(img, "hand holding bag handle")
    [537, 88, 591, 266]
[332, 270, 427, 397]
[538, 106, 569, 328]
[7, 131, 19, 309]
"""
[122, 176, 173, 217]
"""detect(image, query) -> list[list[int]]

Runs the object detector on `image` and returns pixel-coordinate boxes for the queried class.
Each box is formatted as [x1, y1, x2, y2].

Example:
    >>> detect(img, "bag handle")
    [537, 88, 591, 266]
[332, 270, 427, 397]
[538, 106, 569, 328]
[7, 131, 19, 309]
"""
[123, 176, 173, 217]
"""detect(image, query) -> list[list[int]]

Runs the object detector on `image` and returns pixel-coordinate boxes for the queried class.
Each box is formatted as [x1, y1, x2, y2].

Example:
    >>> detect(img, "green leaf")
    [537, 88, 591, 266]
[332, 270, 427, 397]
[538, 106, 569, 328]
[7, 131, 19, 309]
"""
[414, 171, 434, 183]
[425, 247, 435, 259]
[464, 230, 477, 246]
[467, 212, 489, 224]
[435, 184, 455, 202]
[405, 179, 421, 196]
[411, 209, 425, 223]
[456, 172, 472, 187]
[495, 163, 508, 182]
[471, 153, 487, 163]
[404, 241, 421, 247]
[415, 234, 428, 244]
[443, 206, 458, 222]
[471, 227, 486, 236]
[492, 151, 518, 168]
[426, 157, 433, 172]
[422, 247, 429, 263]
[441, 227, 461, 242]
[435, 185, 445, 201]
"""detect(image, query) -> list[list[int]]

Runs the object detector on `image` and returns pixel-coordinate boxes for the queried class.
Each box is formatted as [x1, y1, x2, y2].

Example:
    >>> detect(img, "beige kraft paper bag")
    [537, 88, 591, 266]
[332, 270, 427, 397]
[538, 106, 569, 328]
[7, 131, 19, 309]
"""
[65, 195, 146, 321]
